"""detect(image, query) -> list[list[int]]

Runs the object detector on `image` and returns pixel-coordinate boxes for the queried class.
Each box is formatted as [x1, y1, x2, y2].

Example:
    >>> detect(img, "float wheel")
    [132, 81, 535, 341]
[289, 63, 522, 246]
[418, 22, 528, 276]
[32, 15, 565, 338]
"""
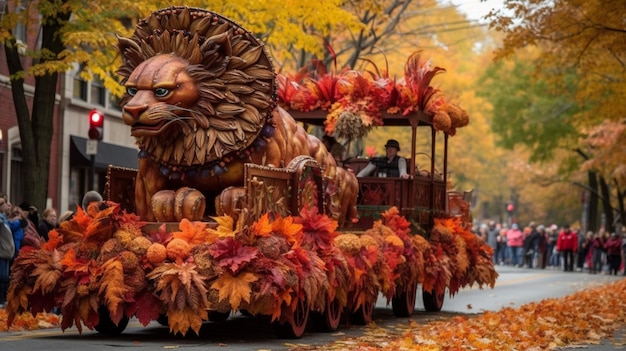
[273, 297, 310, 339]
[312, 296, 342, 332]
[208, 310, 231, 322]
[351, 299, 375, 325]
[156, 313, 168, 326]
[422, 288, 445, 312]
[94, 306, 129, 335]
[392, 280, 417, 317]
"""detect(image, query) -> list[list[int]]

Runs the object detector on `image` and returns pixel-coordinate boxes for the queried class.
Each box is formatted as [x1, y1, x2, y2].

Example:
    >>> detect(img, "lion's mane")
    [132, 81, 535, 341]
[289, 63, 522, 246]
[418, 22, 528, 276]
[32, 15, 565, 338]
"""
[116, 6, 276, 174]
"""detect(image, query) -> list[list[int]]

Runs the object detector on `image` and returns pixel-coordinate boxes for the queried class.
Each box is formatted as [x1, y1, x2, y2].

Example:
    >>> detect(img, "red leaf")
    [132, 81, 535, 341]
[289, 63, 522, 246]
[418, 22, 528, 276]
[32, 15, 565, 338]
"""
[208, 237, 259, 275]
[149, 223, 173, 245]
[128, 291, 162, 326]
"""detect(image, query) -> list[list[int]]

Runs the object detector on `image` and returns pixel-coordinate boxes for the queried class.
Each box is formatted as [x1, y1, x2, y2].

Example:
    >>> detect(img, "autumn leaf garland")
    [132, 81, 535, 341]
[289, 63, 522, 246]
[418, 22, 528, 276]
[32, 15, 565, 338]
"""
[6, 203, 496, 337]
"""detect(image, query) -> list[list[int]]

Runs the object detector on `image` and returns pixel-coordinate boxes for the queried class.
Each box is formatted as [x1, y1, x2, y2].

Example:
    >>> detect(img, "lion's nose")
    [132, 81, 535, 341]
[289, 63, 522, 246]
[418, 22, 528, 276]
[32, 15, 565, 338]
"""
[123, 104, 148, 121]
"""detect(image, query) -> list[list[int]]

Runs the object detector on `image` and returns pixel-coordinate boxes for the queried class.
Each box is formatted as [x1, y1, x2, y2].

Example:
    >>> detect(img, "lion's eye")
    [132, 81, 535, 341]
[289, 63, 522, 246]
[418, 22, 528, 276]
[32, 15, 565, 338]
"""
[126, 87, 138, 96]
[154, 88, 170, 98]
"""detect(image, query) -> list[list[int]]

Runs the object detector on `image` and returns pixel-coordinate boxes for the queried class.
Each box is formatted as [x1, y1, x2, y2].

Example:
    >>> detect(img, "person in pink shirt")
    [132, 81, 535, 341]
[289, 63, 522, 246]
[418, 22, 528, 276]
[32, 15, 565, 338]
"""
[556, 224, 578, 272]
[506, 223, 524, 267]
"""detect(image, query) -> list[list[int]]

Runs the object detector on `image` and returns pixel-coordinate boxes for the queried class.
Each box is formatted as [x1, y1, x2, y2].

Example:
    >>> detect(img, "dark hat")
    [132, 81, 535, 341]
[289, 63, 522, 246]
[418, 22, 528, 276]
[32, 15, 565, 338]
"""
[19, 202, 30, 211]
[384, 139, 400, 151]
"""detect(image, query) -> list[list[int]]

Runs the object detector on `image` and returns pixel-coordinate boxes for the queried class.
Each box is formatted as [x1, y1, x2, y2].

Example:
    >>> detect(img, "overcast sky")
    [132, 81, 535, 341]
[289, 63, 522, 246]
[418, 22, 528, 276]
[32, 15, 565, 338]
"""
[449, 0, 505, 22]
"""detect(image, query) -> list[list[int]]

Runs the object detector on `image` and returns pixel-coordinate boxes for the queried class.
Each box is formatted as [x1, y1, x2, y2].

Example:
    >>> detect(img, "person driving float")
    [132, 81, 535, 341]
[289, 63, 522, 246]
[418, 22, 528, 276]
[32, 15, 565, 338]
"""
[356, 139, 410, 179]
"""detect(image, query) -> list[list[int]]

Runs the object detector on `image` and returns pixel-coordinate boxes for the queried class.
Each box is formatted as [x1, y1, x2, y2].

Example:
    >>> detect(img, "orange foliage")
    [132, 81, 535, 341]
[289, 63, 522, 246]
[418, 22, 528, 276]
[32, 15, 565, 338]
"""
[7, 203, 497, 337]
[210, 271, 258, 311]
[0, 309, 60, 331]
[250, 213, 273, 237]
[271, 215, 304, 245]
[289, 279, 626, 351]
[172, 219, 211, 245]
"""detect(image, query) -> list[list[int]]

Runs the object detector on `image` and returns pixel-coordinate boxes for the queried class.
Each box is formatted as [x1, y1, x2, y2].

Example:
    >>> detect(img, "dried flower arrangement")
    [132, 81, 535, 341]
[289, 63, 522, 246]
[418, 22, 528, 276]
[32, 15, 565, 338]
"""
[277, 51, 471, 137]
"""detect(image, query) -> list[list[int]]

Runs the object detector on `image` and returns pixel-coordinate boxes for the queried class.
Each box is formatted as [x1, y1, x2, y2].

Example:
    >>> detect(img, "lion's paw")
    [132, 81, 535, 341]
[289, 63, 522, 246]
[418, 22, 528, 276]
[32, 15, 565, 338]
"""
[151, 187, 206, 222]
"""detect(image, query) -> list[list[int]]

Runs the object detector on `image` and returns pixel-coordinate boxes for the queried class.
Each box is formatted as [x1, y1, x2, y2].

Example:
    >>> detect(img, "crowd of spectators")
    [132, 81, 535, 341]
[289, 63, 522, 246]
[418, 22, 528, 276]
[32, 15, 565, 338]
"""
[477, 220, 626, 275]
[0, 191, 103, 308]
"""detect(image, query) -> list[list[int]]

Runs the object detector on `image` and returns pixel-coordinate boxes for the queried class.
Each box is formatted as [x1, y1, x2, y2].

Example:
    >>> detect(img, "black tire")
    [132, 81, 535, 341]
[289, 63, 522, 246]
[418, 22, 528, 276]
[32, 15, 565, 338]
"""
[312, 297, 342, 332]
[157, 313, 168, 326]
[422, 288, 445, 312]
[350, 299, 375, 325]
[273, 297, 310, 339]
[94, 306, 129, 335]
[239, 309, 253, 317]
[392, 280, 417, 317]
[208, 310, 230, 322]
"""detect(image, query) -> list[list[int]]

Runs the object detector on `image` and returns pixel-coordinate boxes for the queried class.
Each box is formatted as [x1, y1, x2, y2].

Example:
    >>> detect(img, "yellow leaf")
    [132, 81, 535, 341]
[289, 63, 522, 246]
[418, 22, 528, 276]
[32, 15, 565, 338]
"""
[210, 271, 258, 311]
[208, 215, 236, 238]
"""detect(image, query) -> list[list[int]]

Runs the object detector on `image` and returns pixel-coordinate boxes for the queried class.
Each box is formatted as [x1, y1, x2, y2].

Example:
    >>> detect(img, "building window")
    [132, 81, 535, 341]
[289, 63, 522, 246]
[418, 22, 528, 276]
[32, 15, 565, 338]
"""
[73, 77, 88, 101]
[13, 1, 27, 41]
[10, 146, 23, 205]
[91, 76, 105, 106]
[109, 94, 122, 111]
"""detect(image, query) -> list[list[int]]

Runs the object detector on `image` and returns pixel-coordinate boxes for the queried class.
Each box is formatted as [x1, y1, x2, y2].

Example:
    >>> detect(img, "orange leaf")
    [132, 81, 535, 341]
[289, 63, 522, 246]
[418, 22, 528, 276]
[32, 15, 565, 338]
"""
[251, 213, 273, 237]
[42, 229, 63, 251]
[167, 306, 208, 336]
[210, 271, 258, 311]
[98, 259, 126, 324]
[272, 216, 303, 244]
[72, 206, 92, 230]
[60, 247, 77, 268]
[173, 219, 210, 245]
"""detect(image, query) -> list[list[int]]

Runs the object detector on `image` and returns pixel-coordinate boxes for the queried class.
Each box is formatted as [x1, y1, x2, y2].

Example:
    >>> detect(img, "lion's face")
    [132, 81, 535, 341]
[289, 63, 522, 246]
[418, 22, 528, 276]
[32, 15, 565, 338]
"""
[122, 54, 200, 138]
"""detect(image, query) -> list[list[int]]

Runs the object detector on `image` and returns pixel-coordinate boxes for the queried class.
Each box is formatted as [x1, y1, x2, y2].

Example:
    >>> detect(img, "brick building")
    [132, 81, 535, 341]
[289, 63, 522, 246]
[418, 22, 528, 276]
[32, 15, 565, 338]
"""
[0, 3, 138, 213]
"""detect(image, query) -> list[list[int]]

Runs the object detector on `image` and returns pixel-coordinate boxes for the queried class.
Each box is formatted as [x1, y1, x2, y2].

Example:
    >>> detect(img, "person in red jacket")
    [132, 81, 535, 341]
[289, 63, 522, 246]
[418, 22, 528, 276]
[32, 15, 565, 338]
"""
[604, 232, 623, 275]
[556, 224, 578, 272]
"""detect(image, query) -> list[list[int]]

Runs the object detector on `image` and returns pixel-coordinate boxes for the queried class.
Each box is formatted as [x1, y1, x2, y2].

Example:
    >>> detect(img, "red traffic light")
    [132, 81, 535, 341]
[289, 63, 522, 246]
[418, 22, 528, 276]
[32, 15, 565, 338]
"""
[88, 109, 104, 140]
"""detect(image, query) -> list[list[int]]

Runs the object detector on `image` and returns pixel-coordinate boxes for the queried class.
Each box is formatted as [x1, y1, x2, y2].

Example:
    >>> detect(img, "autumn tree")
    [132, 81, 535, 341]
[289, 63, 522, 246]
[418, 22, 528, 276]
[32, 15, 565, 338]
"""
[2, 1, 72, 212]
[0, 0, 364, 211]
[486, 0, 626, 231]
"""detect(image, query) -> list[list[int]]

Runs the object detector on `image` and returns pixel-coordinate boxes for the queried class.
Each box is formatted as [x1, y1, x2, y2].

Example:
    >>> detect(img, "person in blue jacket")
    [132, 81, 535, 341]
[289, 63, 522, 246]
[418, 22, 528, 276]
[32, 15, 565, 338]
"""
[7, 204, 28, 259]
[0, 198, 27, 306]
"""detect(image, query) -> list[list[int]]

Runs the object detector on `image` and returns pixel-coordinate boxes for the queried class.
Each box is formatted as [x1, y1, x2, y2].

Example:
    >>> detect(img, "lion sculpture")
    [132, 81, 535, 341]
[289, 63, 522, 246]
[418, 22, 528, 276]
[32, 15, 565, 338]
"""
[116, 6, 358, 226]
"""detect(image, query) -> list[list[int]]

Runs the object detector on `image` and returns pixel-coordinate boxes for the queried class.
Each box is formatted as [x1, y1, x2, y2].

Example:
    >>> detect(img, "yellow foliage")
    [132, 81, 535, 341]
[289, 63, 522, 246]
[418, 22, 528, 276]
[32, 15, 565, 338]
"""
[208, 215, 236, 238]
[210, 271, 258, 311]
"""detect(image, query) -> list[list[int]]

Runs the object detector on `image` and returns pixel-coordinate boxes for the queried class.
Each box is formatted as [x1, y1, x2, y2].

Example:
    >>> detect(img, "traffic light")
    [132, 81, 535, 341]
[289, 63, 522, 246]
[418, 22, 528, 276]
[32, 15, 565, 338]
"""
[88, 109, 104, 140]
[506, 202, 515, 214]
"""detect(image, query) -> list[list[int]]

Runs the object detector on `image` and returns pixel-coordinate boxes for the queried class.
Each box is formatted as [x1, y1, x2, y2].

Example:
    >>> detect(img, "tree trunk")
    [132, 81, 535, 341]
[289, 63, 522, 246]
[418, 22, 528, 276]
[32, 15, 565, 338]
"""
[4, 7, 71, 211]
[613, 179, 624, 230]
[587, 170, 599, 232]
[576, 149, 599, 232]
[599, 176, 614, 233]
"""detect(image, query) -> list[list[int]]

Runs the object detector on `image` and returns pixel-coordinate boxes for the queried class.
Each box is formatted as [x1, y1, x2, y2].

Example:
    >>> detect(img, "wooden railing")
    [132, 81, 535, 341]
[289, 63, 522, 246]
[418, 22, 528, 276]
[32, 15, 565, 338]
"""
[348, 175, 447, 232]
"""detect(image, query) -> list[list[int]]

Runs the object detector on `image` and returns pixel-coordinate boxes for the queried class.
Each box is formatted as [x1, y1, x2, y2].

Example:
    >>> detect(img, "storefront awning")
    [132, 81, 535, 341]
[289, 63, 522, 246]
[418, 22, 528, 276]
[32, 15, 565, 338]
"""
[70, 136, 139, 169]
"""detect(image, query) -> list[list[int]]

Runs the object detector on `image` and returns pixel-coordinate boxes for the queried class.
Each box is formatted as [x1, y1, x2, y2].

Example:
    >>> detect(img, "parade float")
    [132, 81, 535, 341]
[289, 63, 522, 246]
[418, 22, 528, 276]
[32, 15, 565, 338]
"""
[5, 6, 497, 339]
